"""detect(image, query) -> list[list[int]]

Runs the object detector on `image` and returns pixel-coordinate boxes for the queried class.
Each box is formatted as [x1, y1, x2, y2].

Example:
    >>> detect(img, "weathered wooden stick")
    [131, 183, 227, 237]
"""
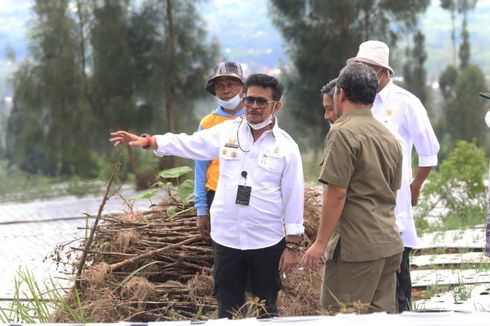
[75, 153, 121, 289]
[109, 235, 201, 271]
[70, 247, 135, 257]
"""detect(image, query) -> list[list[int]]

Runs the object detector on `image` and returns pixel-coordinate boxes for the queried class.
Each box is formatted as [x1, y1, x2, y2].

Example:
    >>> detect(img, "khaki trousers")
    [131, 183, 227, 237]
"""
[320, 252, 402, 314]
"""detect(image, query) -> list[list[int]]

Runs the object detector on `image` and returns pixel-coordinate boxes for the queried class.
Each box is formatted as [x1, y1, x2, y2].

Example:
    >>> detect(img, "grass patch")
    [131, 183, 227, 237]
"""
[0, 160, 107, 203]
[0, 268, 88, 323]
[416, 206, 486, 234]
[441, 208, 486, 231]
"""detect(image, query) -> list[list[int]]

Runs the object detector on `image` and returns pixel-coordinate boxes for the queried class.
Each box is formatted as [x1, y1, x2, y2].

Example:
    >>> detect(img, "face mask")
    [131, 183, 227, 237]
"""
[248, 109, 275, 130]
[485, 110, 490, 128]
[217, 94, 241, 110]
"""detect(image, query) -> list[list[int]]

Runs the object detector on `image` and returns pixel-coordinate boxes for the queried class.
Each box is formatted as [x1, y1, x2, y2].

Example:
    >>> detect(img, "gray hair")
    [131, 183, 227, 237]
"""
[320, 78, 337, 98]
[337, 63, 378, 105]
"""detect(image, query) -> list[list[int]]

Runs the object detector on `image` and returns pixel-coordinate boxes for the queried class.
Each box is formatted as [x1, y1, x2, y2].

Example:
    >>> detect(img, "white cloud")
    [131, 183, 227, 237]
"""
[0, 0, 31, 14]
[0, 0, 31, 53]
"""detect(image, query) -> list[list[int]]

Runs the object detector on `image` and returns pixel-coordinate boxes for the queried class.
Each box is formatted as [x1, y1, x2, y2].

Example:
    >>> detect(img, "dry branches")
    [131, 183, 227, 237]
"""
[53, 186, 324, 322]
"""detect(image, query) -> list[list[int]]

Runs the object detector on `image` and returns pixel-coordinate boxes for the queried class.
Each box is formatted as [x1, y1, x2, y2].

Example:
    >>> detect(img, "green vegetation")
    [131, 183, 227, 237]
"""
[0, 159, 105, 202]
[5, 0, 217, 181]
[129, 165, 195, 217]
[0, 148, 163, 202]
[269, 0, 430, 153]
[0, 268, 89, 323]
[415, 140, 487, 233]
[403, 31, 429, 104]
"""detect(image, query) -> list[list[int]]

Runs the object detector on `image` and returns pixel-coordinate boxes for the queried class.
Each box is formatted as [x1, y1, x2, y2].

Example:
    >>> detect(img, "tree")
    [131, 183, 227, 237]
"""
[440, 0, 458, 66]
[269, 0, 429, 150]
[438, 0, 483, 153]
[440, 0, 477, 67]
[459, 16, 470, 68]
[403, 30, 428, 104]
[7, 0, 218, 180]
[439, 65, 458, 100]
[7, 0, 92, 176]
[442, 65, 487, 148]
[151, 0, 219, 133]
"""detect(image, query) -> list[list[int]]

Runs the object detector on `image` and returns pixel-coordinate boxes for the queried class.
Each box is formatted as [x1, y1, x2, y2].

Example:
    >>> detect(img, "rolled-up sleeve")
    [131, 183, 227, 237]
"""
[405, 98, 440, 167]
[281, 143, 305, 236]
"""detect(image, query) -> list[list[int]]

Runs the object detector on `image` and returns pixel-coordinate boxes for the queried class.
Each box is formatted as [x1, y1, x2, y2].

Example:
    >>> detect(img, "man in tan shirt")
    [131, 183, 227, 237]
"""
[302, 63, 403, 313]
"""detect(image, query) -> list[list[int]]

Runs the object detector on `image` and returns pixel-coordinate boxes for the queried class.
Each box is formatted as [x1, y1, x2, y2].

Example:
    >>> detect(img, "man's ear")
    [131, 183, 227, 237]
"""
[339, 88, 347, 102]
[273, 100, 282, 114]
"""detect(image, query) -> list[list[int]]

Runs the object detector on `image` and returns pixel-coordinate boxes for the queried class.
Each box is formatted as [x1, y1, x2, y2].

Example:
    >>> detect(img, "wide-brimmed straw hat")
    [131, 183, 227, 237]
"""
[480, 92, 490, 99]
[205, 61, 244, 95]
[347, 40, 394, 76]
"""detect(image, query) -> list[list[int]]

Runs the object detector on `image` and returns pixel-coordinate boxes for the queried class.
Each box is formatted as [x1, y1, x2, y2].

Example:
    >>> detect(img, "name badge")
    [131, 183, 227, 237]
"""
[225, 143, 239, 148]
[236, 185, 251, 205]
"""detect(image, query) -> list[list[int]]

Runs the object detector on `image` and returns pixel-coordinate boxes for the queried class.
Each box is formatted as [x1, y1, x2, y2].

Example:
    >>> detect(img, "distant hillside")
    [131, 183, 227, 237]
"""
[199, 0, 286, 74]
[420, 0, 490, 79]
[202, 0, 490, 80]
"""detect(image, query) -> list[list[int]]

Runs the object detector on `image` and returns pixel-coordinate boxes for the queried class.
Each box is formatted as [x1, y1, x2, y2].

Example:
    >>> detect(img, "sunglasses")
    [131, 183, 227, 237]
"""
[243, 96, 276, 109]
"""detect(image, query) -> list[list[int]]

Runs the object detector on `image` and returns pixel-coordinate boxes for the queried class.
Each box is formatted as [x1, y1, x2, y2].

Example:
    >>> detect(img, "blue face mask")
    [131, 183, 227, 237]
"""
[217, 94, 241, 110]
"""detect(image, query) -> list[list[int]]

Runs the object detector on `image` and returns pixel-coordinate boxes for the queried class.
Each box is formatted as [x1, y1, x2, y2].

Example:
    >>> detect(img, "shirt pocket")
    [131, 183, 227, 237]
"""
[257, 153, 284, 175]
[219, 147, 242, 189]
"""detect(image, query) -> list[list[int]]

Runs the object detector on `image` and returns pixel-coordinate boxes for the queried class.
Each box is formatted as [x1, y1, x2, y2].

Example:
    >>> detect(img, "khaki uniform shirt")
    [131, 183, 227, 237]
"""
[319, 109, 403, 262]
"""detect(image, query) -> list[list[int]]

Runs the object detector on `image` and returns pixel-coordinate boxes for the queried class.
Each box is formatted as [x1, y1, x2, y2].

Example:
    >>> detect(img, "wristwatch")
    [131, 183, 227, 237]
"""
[140, 133, 153, 149]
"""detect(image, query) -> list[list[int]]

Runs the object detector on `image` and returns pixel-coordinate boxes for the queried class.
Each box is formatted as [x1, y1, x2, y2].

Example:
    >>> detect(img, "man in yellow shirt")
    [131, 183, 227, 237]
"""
[195, 61, 245, 239]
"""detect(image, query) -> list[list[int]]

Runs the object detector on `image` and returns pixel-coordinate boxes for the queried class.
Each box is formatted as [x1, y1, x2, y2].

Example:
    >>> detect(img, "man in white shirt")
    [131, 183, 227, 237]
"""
[110, 73, 304, 318]
[347, 40, 440, 312]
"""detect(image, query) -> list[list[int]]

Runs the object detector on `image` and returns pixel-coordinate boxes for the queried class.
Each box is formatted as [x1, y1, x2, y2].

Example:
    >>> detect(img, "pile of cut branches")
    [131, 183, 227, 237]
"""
[53, 185, 323, 322]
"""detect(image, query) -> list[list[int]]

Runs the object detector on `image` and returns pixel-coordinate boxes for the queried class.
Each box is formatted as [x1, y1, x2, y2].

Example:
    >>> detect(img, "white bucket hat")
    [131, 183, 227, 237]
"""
[347, 40, 394, 76]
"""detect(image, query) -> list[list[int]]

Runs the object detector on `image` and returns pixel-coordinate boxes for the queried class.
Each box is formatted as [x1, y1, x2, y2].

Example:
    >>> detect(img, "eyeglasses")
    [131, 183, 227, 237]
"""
[243, 96, 276, 109]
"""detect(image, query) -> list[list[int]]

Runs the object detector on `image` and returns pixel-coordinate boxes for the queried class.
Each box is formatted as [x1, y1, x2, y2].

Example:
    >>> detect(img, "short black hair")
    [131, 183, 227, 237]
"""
[337, 63, 377, 105]
[243, 73, 284, 101]
[320, 78, 338, 98]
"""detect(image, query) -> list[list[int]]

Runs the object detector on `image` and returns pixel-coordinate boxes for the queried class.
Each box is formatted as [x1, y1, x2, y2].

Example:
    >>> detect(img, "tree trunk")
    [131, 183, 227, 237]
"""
[76, 0, 103, 118]
[162, 0, 177, 169]
[165, 0, 176, 134]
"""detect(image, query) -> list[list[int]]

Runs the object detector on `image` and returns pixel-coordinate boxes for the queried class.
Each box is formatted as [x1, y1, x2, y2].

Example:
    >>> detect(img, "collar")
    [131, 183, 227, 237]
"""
[212, 106, 245, 117]
[335, 108, 373, 124]
[270, 116, 280, 137]
[244, 116, 280, 138]
[376, 80, 394, 103]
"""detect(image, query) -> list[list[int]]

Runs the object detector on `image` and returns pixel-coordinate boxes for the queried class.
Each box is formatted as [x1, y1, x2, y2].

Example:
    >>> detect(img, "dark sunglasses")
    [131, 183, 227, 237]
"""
[243, 96, 276, 109]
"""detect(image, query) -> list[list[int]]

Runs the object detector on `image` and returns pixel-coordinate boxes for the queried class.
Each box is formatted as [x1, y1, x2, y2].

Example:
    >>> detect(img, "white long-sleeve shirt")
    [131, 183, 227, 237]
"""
[372, 81, 440, 247]
[154, 117, 305, 250]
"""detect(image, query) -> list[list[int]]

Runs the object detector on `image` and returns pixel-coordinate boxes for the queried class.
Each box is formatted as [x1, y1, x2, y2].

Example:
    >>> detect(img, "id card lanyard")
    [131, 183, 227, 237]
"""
[235, 171, 251, 206]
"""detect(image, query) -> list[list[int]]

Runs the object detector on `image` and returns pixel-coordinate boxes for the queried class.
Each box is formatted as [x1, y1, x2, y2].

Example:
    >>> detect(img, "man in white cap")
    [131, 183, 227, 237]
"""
[195, 61, 245, 240]
[480, 92, 490, 258]
[347, 40, 440, 312]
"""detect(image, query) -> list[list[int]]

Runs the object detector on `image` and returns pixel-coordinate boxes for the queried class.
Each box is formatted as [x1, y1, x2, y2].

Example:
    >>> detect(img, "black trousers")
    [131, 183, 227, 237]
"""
[396, 247, 412, 312]
[206, 190, 215, 210]
[207, 190, 254, 299]
[212, 239, 285, 319]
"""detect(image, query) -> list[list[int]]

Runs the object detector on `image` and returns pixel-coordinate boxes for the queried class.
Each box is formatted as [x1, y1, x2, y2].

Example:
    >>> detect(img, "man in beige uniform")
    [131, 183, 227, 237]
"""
[302, 63, 404, 313]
